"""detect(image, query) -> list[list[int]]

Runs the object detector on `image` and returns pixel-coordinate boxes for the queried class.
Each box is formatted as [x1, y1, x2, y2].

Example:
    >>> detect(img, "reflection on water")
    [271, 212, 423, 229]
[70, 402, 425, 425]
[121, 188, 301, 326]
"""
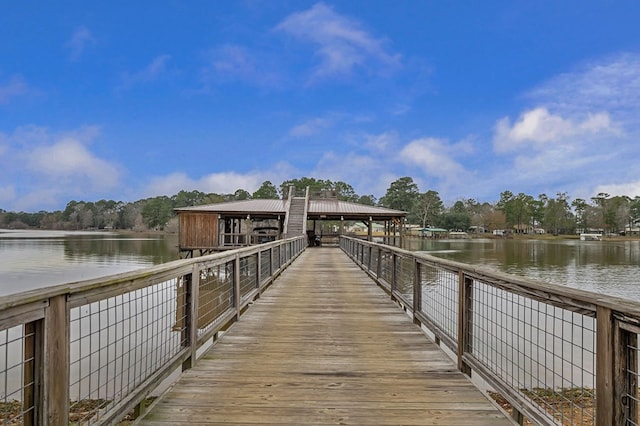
[405, 237, 640, 301]
[0, 230, 179, 296]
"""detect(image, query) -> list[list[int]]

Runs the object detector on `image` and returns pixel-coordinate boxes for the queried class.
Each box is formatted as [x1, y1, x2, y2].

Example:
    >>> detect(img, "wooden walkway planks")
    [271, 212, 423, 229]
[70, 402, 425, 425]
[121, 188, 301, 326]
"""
[138, 247, 511, 425]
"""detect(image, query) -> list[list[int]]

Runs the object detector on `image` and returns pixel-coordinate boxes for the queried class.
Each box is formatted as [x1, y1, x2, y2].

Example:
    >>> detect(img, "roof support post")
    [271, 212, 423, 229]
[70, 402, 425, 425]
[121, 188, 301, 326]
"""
[245, 214, 251, 246]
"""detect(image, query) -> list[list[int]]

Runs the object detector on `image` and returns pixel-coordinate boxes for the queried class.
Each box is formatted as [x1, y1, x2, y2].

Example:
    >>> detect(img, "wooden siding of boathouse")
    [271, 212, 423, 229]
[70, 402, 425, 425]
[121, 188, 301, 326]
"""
[179, 212, 220, 251]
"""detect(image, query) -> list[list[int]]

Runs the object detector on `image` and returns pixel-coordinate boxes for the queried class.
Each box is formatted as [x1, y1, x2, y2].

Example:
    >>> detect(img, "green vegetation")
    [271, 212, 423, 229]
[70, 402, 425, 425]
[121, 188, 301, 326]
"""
[1, 177, 639, 236]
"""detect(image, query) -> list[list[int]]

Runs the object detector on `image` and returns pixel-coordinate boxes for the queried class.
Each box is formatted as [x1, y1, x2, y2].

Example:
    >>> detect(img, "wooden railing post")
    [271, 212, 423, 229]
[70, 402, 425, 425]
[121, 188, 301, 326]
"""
[234, 254, 241, 319]
[391, 253, 398, 295]
[413, 260, 422, 325]
[457, 272, 472, 375]
[614, 321, 637, 425]
[270, 246, 274, 276]
[44, 294, 69, 425]
[596, 306, 615, 425]
[182, 266, 200, 371]
[257, 251, 262, 292]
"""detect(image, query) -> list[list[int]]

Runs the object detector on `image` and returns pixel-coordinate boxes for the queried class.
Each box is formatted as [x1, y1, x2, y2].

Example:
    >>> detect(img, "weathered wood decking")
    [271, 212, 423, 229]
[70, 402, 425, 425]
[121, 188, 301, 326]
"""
[138, 247, 511, 425]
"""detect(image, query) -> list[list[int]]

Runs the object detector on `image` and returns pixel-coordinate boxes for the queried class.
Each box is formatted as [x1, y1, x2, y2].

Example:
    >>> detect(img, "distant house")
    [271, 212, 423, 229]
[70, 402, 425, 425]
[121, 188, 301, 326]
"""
[512, 224, 533, 234]
[625, 219, 640, 236]
[419, 227, 448, 238]
[468, 226, 486, 234]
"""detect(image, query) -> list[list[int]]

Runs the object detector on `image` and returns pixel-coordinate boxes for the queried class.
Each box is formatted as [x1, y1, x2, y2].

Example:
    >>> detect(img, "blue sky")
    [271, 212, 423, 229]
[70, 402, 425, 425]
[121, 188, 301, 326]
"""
[1, 1, 639, 212]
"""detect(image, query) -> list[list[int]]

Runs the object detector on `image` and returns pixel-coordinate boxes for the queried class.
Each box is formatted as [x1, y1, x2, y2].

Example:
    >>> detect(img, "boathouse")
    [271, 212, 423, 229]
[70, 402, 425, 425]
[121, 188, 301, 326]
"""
[176, 187, 406, 256]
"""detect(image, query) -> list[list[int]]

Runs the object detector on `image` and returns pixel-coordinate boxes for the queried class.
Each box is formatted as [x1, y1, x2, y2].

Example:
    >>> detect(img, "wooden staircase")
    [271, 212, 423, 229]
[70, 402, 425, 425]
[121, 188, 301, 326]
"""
[284, 197, 307, 238]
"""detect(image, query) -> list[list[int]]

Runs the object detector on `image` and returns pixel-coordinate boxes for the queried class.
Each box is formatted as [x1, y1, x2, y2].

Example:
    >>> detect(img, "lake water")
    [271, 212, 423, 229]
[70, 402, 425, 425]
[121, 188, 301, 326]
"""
[1, 230, 639, 301]
[0, 229, 179, 296]
[1, 230, 638, 402]
[405, 237, 640, 301]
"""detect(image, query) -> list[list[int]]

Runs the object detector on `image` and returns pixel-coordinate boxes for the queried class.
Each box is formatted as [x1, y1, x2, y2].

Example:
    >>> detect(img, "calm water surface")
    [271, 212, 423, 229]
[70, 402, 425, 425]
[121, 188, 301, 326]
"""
[0, 229, 179, 296]
[406, 237, 640, 301]
[2, 230, 639, 301]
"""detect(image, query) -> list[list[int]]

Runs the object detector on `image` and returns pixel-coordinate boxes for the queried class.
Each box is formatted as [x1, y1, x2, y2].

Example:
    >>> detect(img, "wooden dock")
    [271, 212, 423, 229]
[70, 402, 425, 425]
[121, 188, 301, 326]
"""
[137, 247, 511, 425]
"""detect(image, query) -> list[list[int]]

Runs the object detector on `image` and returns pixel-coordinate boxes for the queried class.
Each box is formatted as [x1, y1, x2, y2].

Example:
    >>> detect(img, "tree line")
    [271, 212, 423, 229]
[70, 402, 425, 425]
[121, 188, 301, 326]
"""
[1, 177, 639, 235]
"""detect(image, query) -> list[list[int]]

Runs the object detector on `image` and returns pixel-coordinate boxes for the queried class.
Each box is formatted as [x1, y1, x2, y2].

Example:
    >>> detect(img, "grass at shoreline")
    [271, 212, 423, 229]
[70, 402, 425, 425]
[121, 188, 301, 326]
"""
[489, 387, 595, 426]
[0, 398, 156, 425]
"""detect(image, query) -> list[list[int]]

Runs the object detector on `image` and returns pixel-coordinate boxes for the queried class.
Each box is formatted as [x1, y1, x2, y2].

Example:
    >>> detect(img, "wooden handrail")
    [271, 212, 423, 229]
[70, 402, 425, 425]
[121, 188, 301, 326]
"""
[0, 236, 306, 425]
[340, 235, 639, 426]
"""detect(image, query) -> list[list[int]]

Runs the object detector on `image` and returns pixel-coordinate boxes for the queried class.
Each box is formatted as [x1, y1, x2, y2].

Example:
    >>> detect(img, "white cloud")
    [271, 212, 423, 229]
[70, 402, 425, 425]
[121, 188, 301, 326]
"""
[304, 132, 474, 198]
[362, 131, 398, 152]
[145, 172, 197, 197]
[527, 53, 640, 122]
[65, 26, 96, 61]
[141, 131, 471, 205]
[399, 137, 467, 179]
[391, 104, 411, 116]
[313, 150, 390, 195]
[0, 125, 122, 211]
[483, 54, 640, 202]
[275, 2, 400, 82]
[592, 182, 640, 199]
[144, 162, 299, 198]
[493, 107, 616, 153]
[199, 172, 264, 194]
[11, 189, 60, 212]
[0, 75, 29, 104]
[210, 45, 253, 76]
[288, 117, 332, 138]
[199, 44, 280, 89]
[119, 55, 171, 90]
[28, 138, 120, 188]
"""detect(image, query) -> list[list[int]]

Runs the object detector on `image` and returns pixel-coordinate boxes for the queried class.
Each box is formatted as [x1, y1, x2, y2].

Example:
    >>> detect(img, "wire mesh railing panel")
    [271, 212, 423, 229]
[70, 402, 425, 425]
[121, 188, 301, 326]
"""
[260, 250, 272, 285]
[370, 247, 379, 277]
[197, 261, 234, 338]
[362, 247, 370, 270]
[239, 254, 258, 300]
[379, 251, 393, 287]
[622, 326, 640, 426]
[419, 264, 458, 344]
[395, 256, 414, 304]
[470, 280, 596, 425]
[68, 278, 184, 425]
[339, 236, 640, 424]
[0, 324, 33, 424]
[273, 247, 281, 271]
